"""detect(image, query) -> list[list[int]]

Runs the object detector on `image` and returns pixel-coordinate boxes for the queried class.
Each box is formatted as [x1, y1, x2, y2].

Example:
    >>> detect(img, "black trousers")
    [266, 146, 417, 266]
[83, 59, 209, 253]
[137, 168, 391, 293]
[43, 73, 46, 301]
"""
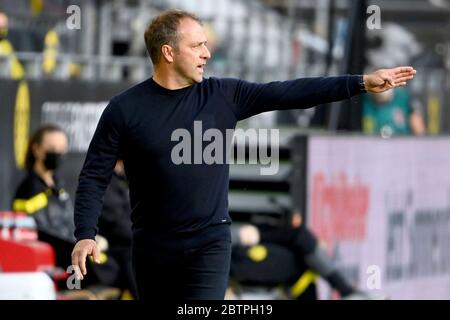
[132, 223, 231, 300]
[107, 245, 139, 298]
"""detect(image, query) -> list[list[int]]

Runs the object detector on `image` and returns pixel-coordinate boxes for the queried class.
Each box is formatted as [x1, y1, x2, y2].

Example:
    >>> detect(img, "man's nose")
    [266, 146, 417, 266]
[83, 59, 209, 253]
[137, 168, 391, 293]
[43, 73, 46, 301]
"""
[202, 45, 211, 60]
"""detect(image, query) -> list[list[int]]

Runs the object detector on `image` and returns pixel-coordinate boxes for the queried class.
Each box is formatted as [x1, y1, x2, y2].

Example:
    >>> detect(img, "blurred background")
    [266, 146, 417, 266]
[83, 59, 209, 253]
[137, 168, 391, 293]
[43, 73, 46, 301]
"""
[1, 0, 450, 300]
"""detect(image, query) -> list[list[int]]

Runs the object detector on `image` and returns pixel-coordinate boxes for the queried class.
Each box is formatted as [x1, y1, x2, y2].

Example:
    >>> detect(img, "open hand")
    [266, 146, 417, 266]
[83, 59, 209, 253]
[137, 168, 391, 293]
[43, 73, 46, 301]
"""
[364, 66, 416, 93]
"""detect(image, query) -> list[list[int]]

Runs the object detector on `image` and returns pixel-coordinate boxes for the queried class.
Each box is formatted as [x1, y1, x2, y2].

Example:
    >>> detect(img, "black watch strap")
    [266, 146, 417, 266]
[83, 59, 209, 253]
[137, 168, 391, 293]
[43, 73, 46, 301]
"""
[359, 75, 367, 93]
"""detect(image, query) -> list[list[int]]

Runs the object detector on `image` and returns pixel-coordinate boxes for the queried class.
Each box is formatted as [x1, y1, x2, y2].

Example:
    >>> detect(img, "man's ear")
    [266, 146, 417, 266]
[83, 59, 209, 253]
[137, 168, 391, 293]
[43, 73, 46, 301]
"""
[161, 44, 174, 63]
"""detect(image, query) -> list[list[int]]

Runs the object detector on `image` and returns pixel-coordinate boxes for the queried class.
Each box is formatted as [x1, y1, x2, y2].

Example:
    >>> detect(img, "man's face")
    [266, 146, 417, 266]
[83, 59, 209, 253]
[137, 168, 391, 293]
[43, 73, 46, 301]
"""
[172, 18, 211, 84]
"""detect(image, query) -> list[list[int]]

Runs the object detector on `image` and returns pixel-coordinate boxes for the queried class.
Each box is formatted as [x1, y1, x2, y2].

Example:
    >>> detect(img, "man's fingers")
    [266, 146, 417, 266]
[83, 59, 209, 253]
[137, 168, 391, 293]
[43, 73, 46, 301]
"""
[393, 66, 414, 74]
[74, 264, 84, 281]
[79, 249, 88, 275]
[71, 252, 83, 280]
[71, 251, 78, 267]
[367, 66, 415, 92]
[394, 72, 415, 80]
[92, 245, 101, 264]
[395, 75, 414, 83]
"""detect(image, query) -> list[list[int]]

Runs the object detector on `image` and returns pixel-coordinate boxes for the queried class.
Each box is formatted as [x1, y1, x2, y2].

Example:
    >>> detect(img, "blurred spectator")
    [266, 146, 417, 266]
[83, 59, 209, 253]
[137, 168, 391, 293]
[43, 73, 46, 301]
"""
[13, 124, 74, 242]
[41, 28, 59, 75]
[366, 24, 421, 69]
[97, 159, 138, 299]
[40, 25, 83, 79]
[362, 87, 426, 137]
[228, 214, 375, 300]
[11, 124, 116, 291]
[13, 125, 75, 268]
[12, 124, 75, 268]
[0, 10, 25, 79]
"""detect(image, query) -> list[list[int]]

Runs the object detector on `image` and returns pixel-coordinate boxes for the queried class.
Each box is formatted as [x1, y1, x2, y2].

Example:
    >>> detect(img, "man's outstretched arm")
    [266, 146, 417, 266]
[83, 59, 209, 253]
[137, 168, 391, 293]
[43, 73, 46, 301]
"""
[216, 66, 416, 120]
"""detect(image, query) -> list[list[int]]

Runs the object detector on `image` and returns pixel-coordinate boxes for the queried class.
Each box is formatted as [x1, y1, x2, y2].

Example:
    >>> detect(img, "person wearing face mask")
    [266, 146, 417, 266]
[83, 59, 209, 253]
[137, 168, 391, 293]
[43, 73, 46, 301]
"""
[12, 125, 75, 266]
[12, 125, 125, 296]
[0, 10, 25, 80]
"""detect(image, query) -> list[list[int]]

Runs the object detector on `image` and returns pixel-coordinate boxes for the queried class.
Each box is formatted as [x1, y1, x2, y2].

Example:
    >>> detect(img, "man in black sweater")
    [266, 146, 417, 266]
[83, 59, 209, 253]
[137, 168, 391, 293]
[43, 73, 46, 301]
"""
[71, 9, 416, 300]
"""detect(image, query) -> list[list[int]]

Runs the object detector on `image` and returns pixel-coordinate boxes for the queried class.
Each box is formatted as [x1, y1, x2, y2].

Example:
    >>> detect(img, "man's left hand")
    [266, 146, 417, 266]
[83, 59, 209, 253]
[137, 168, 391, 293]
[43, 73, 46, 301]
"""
[364, 66, 416, 93]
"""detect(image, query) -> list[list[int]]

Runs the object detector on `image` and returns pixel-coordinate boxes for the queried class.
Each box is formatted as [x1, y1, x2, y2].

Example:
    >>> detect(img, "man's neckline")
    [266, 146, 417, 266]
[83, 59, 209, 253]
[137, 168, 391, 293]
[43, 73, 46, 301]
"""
[148, 77, 196, 96]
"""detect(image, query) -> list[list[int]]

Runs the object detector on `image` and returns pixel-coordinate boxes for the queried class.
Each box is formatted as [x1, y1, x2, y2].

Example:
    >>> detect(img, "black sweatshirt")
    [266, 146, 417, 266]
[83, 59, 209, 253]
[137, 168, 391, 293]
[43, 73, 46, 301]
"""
[74, 75, 363, 241]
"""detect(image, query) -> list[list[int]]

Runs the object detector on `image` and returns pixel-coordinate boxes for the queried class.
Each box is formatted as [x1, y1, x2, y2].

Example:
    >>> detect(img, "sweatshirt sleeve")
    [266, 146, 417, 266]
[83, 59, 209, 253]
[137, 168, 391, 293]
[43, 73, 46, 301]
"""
[214, 75, 363, 121]
[74, 99, 125, 241]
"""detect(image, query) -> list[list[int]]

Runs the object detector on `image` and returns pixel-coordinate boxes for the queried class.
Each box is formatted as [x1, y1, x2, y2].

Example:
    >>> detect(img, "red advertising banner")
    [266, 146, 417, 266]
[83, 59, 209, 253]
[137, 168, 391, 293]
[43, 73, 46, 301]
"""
[307, 136, 450, 299]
